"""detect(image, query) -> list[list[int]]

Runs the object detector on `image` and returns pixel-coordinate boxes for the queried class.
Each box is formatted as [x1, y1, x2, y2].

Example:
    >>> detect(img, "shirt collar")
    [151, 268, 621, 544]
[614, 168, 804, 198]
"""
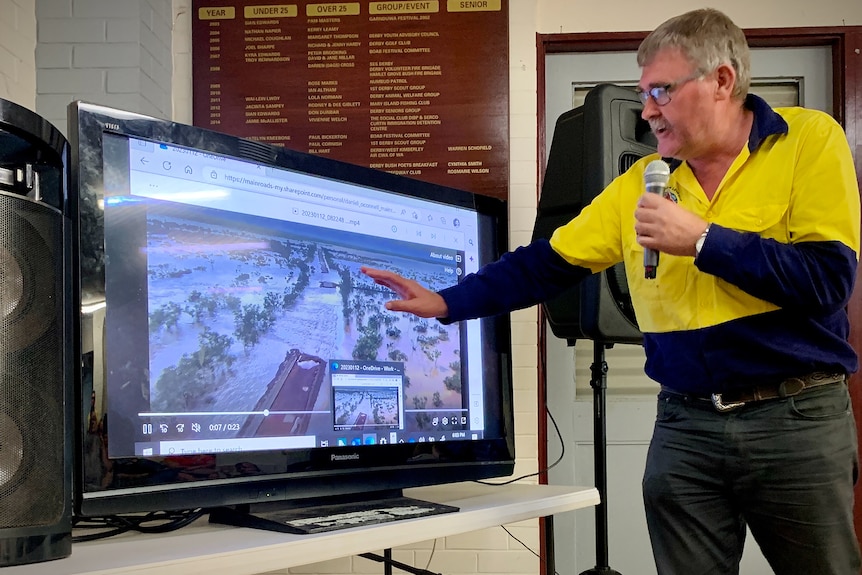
[663, 93, 789, 172]
[745, 93, 788, 151]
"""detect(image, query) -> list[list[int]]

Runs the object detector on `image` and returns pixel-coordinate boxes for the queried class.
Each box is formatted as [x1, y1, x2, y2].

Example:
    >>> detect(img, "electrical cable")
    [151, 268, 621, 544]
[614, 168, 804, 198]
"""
[72, 509, 206, 543]
[502, 524, 560, 575]
[469, 404, 567, 573]
[424, 537, 438, 570]
[473, 405, 565, 486]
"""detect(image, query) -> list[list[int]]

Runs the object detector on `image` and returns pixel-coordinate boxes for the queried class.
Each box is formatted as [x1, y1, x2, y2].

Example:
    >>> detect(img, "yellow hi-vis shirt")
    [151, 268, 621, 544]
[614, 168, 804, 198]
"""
[548, 95, 859, 392]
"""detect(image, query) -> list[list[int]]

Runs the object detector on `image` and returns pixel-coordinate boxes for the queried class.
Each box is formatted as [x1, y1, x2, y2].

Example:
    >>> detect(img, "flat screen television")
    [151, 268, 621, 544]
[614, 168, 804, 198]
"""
[68, 101, 514, 523]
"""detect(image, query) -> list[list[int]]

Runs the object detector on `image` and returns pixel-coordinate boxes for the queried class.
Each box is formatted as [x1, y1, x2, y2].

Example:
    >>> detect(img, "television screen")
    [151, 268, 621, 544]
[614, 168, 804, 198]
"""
[69, 101, 514, 519]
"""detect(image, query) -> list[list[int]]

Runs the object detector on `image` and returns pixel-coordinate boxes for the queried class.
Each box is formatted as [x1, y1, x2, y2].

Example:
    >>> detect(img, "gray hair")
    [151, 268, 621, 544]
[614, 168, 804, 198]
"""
[637, 8, 751, 100]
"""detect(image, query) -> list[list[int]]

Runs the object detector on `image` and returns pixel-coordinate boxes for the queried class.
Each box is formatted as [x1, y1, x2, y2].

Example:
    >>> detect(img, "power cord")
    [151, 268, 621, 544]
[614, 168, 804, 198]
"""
[72, 509, 206, 543]
[426, 404, 563, 574]
[474, 404, 565, 486]
[502, 524, 560, 575]
[425, 537, 438, 570]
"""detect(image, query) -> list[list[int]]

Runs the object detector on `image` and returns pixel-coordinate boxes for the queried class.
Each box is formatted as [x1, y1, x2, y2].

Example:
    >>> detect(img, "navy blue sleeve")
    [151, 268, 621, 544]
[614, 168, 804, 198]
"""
[696, 224, 858, 313]
[437, 238, 592, 323]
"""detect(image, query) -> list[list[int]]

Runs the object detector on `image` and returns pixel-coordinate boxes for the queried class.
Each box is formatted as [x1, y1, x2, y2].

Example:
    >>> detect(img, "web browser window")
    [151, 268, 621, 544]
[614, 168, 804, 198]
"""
[102, 136, 487, 457]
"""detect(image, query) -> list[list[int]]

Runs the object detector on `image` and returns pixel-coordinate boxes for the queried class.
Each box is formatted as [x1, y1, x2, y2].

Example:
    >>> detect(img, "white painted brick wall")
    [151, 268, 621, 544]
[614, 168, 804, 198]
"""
[171, 0, 192, 123]
[0, 0, 37, 109]
[34, 0, 172, 135]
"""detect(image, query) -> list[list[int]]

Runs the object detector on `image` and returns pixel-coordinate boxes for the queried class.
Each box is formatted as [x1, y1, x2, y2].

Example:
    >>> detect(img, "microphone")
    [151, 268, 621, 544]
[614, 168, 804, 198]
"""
[643, 159, 670, 279]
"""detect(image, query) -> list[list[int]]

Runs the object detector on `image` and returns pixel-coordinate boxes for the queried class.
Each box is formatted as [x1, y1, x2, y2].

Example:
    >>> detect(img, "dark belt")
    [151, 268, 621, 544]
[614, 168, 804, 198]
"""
[661, 372, 846, 412]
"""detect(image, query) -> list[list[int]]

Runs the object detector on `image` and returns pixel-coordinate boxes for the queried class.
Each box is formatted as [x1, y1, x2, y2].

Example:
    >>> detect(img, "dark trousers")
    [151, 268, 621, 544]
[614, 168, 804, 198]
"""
[643, 382, 860, 575]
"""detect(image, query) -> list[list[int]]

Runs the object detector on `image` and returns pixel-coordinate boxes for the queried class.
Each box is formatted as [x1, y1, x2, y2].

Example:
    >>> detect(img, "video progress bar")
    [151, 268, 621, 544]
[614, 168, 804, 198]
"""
[139, 410, 332, 417]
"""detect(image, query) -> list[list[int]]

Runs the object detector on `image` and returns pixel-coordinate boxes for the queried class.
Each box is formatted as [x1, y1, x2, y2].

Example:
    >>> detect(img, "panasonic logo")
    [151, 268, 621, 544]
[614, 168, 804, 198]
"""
[331, 453, 360, 461]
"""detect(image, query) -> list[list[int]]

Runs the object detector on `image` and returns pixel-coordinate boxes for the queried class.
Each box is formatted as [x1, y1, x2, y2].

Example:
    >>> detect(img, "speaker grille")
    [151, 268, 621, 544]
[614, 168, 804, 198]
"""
[0, 194, 64, 528]
[0, 413, 23, 487]
[238, 139, 277, 164]
[0, 247, 23, 320]
[619, 152, 641, 175]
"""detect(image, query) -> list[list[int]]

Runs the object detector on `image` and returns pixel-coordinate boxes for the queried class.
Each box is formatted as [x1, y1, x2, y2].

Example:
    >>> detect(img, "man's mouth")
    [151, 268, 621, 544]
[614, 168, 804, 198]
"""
[650, 122, 669, 136]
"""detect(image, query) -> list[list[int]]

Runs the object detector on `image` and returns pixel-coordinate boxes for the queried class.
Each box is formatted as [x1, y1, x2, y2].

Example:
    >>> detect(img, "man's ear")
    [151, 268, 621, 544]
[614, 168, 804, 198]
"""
[714, 63, 737, 100]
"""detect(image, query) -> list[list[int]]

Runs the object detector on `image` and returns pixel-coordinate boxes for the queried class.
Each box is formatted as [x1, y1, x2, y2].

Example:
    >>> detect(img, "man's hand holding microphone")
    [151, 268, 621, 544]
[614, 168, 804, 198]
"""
[635, 159, 711, 278]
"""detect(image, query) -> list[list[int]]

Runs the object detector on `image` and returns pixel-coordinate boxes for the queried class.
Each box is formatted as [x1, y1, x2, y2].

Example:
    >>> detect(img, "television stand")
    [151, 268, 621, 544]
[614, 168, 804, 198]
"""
[208, 489, 459, 534]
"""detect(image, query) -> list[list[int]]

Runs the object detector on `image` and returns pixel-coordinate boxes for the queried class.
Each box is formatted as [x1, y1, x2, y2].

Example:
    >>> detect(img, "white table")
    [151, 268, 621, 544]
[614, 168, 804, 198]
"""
[5, 483, 599, 575]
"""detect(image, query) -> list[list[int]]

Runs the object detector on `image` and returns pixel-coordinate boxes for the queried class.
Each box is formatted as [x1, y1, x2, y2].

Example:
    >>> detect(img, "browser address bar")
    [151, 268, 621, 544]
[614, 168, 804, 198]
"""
[130, 167, 466, 251]
[203, 166, 405, 220]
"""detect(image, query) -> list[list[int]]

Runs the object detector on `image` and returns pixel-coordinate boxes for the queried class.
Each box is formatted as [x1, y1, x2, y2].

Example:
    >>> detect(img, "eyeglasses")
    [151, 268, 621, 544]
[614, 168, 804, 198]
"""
[636, 73, 703, 106]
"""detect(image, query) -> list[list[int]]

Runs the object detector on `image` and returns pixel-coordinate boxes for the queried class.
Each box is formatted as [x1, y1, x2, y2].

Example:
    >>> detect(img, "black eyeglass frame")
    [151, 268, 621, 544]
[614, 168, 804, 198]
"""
[636, 72, 704, 106]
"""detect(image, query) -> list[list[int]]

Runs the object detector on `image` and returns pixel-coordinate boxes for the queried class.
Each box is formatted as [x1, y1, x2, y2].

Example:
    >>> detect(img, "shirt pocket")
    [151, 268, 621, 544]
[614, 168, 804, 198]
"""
[623, 242, 695, 332]
[624, 242, 689, 297]
[718, 202, 789, 240]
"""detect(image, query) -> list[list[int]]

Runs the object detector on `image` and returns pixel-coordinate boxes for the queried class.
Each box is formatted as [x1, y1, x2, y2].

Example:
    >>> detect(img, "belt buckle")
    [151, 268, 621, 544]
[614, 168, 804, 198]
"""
[711, 393, 745, 412]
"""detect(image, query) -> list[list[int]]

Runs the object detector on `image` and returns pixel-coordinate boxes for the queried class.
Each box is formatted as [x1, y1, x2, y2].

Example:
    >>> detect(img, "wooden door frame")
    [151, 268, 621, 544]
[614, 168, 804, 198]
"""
[536, 26, 862, 566]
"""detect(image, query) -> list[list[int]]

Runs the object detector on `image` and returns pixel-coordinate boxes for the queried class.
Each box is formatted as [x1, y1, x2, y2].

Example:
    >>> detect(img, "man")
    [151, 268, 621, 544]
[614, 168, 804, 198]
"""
[362, 8, 861, 575]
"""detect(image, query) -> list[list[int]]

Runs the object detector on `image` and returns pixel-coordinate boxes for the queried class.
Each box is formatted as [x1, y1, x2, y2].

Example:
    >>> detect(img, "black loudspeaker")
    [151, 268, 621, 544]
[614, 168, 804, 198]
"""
[533, 84, 656, 344]
[0, 98, 73, 565]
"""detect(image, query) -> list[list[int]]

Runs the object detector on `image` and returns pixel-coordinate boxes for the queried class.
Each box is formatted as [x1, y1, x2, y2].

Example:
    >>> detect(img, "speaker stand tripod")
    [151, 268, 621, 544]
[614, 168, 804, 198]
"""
[579, 341, 622, 575]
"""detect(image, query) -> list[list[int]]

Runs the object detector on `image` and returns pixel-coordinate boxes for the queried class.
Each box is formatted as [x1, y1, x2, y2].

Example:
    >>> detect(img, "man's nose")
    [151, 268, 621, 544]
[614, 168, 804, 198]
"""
[641, 97, 660, 120]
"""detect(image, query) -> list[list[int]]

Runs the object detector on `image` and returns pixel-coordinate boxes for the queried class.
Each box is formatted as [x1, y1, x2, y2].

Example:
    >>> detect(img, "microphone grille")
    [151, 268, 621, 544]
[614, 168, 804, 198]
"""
[644, 159, 670, 186]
